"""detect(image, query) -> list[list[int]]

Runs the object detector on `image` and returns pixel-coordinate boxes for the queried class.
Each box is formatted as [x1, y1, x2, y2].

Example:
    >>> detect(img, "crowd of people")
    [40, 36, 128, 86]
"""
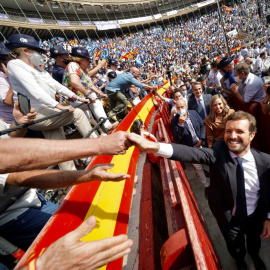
[0, 0, 270, 269]
[38, 1, 270, 78]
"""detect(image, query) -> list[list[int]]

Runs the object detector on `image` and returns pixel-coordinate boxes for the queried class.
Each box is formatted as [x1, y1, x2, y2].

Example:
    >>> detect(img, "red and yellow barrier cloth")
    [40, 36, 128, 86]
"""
[18, 84, 168, 269]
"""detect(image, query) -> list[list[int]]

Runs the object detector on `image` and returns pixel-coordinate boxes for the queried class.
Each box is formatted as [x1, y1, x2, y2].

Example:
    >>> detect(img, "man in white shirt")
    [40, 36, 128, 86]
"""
[253, 52, 268, 77]
[206, 60, 223, 93]
[129, 111, 270, 270]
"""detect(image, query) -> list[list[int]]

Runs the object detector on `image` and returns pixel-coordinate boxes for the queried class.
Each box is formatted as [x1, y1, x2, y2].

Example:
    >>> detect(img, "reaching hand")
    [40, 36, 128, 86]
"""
[98, 59, 106, 67]
[1, 63, 8, 77]
[261, 219, 270, 239]
[80, 98, 90, 104]
[152, 85, 158, 92]
[99, 131, 134, 155]
[34, 216, 133, 270]
[87, 163, 130, 182]
[230, 83, 239, 94]
[13, 101, 37, 125]
[127, 132, 159, 153]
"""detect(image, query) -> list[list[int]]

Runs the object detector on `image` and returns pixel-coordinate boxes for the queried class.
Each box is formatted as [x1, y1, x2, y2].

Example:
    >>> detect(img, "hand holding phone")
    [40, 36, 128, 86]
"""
[17, 92, 31, 115]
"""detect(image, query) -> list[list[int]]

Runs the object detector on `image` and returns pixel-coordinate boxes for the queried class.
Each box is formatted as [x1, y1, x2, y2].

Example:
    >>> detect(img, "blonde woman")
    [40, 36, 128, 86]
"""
[62, 47, 117, 132]
[204, 94, 234, 148]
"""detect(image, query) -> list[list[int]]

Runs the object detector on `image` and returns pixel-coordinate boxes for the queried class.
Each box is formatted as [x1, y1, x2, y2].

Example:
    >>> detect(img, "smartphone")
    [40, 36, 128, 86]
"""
[17, 92, 31, 115]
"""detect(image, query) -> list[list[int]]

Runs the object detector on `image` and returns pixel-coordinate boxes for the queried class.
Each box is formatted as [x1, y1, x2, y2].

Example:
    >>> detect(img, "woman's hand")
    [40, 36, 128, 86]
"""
[56, 104, 75, 112]
[80, 98, 90, 104]
[13, 101, 37, 124]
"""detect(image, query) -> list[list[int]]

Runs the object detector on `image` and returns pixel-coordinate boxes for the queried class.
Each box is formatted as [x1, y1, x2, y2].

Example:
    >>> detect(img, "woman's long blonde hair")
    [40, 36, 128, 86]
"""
[70, 56, 83, 63]
[209, 94, 230, 120]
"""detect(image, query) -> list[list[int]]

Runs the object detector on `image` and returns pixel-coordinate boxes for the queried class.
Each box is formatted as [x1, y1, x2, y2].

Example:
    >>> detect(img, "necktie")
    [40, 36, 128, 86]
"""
[198, 99, 206, 119]
[235, 157, 248, 219]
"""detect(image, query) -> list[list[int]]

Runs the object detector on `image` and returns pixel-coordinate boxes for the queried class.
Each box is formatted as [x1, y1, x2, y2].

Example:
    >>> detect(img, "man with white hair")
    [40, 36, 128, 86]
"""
[231, 62, 265, 104]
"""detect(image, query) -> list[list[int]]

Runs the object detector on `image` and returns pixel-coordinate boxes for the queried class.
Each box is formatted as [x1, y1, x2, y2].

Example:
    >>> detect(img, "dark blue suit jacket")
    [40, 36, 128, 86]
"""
[171, 110, 206, 147]
[169, 140, 270, 234]
[188, 94, 212, 119]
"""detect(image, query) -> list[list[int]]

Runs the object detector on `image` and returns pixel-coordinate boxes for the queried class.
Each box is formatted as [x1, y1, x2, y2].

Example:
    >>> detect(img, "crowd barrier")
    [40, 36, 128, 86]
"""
[16, 83, 165, 269]
[151, 100, 222, 270]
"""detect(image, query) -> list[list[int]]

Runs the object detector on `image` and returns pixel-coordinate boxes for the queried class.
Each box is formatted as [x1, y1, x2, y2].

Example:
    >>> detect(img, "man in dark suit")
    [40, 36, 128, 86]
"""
[188, 82, 211, 120]
[171, 99, 208, 192]
[129, 111, 270, 270]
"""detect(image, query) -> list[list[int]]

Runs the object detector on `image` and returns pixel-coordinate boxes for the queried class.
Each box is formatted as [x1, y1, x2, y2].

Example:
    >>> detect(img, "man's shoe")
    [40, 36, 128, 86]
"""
[235, 259, 247, 270]
[251, 255, 266, 270]
[108, 111, 118, 122]
[106, 121, 119, 132]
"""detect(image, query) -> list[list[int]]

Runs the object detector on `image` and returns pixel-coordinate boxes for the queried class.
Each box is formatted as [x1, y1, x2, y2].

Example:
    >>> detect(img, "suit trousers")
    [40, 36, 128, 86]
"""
[192, 163, 208, 187]
[223, 211, 264, 261]
[106, 90, 129, 114]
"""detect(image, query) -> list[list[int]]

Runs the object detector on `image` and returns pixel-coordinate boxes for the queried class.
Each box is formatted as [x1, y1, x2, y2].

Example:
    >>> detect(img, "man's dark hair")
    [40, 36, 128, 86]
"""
[192, 82, 202, 90]
[130, 119, 144, 135]
[196, 76, 206, 82]
[260, 51, 266, 58]
[211, 60, 220, 68]
[173, 88, 183, 98]
[226, 111, 257, 133]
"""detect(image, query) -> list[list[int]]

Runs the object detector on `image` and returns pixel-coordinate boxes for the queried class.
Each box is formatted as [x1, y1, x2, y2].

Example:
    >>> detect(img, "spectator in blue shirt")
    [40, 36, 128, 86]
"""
[105, 67, 158, 119]
[218, 56, 236, 97]
[50, 45, 70, 84]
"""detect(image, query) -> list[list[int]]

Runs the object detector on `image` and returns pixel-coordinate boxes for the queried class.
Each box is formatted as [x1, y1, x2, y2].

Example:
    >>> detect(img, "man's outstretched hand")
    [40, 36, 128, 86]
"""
[87, 163, 130, 182]
[34, 216, 133, 270]
[127, 132, 160, 153]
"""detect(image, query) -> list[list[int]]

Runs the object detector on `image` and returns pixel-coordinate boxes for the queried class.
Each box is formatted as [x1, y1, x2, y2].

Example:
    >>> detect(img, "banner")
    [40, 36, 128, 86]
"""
[94, 21, 120, 31]
[0, 13, 10, 20]
[99, 48, 110, 60]
[28, 18, 44, 24]
[166, 10, 177, 16]
[135, 55, 144, 67]
[153, 14, 162, 19]
[57, 20, 70, 25]
[197, 0, 215, 7]
[118, 16, 152, 24]
[81, 21, 92, 25]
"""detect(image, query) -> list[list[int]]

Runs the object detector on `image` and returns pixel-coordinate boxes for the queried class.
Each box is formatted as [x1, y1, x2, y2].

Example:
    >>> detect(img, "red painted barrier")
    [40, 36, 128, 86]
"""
[139, 163, 155, 270]
[155, 103, 222, 269]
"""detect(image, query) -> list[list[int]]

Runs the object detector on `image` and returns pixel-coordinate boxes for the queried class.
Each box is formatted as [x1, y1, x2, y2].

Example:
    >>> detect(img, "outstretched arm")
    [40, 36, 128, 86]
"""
[0, 131, 133, 173]
[127, 132, 160, 153]
[7, 164, 130, 189]
[15, 216, 133, 270]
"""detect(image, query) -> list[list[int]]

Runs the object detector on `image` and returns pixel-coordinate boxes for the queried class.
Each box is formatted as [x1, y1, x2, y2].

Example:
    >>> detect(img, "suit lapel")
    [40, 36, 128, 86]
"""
[251, 149, 266, 183]
[203, 95, 210, 115]
[191, 99, 198, 112]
